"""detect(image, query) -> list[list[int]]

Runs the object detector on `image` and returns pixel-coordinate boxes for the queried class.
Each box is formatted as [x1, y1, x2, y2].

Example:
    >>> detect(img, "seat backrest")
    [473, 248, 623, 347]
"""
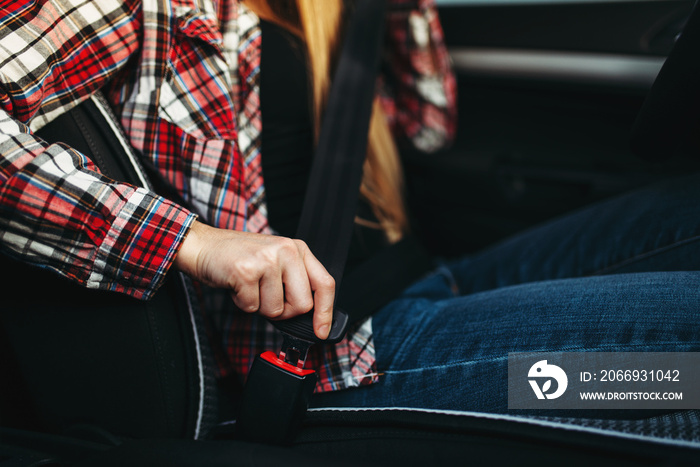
[0, 93, 218, 441]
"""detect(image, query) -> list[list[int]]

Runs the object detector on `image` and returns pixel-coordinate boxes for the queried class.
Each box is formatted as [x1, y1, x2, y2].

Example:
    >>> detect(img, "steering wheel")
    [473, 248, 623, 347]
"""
[631, 0, 700, 160]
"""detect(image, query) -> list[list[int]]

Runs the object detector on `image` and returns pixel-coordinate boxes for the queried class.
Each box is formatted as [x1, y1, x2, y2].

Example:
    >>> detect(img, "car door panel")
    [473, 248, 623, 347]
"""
[406, 0, 700, 256]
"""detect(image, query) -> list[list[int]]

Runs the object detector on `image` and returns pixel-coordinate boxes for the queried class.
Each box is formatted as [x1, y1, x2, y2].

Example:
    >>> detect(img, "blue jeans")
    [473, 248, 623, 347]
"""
[311, 174, 700, 413]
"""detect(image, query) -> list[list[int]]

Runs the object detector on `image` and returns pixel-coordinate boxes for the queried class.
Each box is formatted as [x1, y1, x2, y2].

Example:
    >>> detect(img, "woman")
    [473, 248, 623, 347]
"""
[0, 0, 455, 400]
[0, 0, 698, 415]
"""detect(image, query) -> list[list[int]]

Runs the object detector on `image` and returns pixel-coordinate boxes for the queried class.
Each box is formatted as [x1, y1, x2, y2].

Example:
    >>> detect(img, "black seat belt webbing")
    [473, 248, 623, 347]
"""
[236, 0, 389, 444]
[269, 0, 387, 342]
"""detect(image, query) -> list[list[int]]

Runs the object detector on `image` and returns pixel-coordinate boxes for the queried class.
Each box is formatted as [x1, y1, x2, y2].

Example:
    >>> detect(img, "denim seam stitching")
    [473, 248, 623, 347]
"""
[380, 342, 697, 375]
[589, 234, 700, 276]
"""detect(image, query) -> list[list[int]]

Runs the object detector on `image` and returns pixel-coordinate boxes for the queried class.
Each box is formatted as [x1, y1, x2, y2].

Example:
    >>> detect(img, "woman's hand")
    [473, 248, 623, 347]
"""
[174, 220, 335, 340]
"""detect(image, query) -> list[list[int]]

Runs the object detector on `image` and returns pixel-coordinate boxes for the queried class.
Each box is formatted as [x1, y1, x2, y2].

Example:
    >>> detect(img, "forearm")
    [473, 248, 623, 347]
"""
[0, 107, 195, 299]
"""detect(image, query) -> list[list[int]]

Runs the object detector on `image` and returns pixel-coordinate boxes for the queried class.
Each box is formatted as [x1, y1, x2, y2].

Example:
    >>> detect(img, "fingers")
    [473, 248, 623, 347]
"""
[298, 242, 335, 340]
[231, 256, 287, 318]
[263, 238, 313, 320]
[231, 282, 260, 314]
[280, 245, 315, 317]
[258, 271, 285, 318]
[181, 226, 335, 339]
[233, 239, 335, 340]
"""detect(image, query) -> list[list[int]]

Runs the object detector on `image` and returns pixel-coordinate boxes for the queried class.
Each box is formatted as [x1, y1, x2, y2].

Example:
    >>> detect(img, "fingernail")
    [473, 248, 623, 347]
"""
[317, 324, 330, 340]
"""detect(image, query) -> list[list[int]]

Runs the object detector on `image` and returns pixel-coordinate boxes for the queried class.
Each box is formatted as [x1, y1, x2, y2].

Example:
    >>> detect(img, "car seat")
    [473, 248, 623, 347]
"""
[1, 87, 700, 466]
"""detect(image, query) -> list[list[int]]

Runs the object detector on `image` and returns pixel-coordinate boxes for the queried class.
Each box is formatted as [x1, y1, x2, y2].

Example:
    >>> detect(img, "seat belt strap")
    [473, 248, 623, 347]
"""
[267, 0, 387, 344]
[295, 0, 387, 285]
[237, 0, 388, 444]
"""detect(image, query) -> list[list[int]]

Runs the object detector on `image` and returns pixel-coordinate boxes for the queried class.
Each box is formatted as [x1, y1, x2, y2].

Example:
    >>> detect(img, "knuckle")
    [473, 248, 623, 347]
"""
[256, 247, 278, 266]
[317, 304, 333, 317]
[292, 238, 308, 252]
[319, 274, 335, 291]
[280, 237, 297, 249]
[277, 238, 299, 257]
[235, 260, 259, 282]
[264, 305, 285, 319]
[299, 296, 314, 313]
[288, 296, 313, 315]
[234, 296, 258, 314]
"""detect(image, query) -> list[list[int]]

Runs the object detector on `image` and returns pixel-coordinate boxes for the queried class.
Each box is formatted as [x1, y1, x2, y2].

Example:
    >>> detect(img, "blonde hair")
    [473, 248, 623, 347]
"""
[245, 0, 408, 243]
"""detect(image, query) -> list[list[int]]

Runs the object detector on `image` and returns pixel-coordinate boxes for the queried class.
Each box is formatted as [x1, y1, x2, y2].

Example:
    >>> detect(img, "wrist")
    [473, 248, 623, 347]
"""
[174, 219, 206, 277]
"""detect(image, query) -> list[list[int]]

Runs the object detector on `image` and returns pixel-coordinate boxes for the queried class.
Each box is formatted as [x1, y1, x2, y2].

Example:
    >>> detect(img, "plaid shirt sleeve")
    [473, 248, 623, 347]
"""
[0, 0, 196, 300]
[381, 0, 458, 153]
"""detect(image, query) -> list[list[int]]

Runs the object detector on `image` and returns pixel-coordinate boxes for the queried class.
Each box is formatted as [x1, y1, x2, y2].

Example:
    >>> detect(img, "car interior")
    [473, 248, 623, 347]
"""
[2, 0, 700, 465]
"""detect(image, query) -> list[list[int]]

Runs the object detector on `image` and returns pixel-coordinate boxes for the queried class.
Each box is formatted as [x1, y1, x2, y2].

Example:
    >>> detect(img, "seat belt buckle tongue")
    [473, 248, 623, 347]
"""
[270, 308, 350, 345]
[279, 333, 313, 368]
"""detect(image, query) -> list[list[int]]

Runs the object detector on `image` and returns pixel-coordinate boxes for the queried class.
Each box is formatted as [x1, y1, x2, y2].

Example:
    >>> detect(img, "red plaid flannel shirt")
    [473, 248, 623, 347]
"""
[0, 0, 456, 391]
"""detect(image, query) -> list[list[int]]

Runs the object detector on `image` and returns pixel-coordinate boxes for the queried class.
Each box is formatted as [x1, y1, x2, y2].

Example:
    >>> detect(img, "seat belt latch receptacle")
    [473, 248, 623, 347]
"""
[236, 351, 317, 444]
